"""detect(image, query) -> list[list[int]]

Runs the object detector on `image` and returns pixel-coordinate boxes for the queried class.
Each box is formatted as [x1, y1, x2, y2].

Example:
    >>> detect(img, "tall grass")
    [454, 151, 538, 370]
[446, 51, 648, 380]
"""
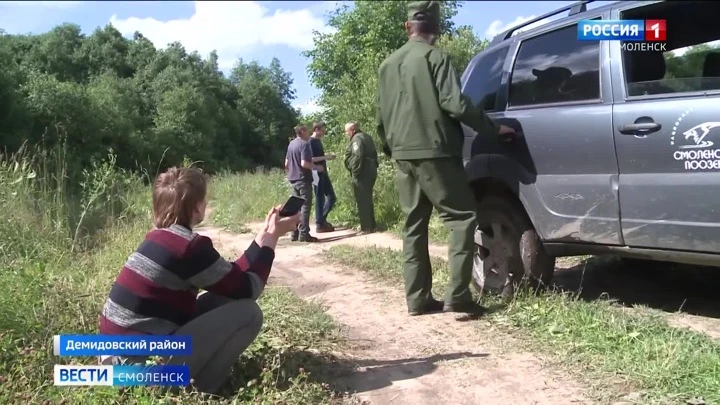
[322, 158, 404, 230]
[209, 157, 451, 241]
[210, 168, 291, 233]
[0, 143, 149, 402]
[1, 143, 148, 262]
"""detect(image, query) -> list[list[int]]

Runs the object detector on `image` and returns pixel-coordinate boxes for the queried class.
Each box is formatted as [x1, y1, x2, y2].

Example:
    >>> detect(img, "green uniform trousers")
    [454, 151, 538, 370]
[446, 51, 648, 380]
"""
[352, 165, 377, 232]
[394, 157, 476, 310]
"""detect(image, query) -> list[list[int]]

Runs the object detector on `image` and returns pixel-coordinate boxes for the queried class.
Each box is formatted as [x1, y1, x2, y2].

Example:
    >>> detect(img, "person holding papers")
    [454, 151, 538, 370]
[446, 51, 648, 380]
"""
[309, 121, 337, 233]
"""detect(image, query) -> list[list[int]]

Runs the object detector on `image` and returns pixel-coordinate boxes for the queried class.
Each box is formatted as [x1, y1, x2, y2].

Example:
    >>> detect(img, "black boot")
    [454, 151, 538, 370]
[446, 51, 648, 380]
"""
[443, 301, 488, 315]
[408, 298, 444, 316]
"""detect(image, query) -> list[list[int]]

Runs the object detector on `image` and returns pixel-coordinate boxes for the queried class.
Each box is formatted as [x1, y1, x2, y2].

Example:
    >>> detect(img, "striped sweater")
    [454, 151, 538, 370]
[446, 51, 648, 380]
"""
[99, 224, 274, 335]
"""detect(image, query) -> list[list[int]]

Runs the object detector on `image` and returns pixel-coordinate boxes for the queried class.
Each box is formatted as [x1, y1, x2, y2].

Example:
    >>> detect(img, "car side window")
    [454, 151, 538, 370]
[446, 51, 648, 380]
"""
[463, 46, 510, 112]
[509, 24, 600, 107]
[620, 1, 720, 97]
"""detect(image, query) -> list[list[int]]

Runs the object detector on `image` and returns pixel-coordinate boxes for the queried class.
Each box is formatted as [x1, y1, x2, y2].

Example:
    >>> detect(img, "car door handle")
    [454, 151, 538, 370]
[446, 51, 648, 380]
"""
[499, 131, 521, 144]
[619, 122, 661, 135]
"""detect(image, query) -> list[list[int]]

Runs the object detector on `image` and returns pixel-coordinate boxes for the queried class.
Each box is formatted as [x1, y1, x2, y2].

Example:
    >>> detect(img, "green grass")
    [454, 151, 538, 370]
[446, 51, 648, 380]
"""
[209, 168, 290, 233]
[324, 245, 720, 405]
[0, 149, 352, 404]
[389, 214, 450, 245]
[208, 162, 452, 242]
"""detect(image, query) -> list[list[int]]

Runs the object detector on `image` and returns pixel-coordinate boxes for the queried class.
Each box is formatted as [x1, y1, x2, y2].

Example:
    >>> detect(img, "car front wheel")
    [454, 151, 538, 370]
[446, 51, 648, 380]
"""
[472, 196, 556, 301]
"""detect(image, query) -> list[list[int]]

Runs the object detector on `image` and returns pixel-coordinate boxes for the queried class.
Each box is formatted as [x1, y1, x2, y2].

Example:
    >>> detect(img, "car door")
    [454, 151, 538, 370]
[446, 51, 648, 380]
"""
[610, 1, 720, 253]
[498, 16, 622, 245]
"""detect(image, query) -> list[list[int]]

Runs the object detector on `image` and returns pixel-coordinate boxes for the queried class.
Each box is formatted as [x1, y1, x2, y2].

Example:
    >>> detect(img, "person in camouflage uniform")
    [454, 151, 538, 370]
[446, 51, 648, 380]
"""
[343, 121, 378, 234]
[376, 1, 516, 316]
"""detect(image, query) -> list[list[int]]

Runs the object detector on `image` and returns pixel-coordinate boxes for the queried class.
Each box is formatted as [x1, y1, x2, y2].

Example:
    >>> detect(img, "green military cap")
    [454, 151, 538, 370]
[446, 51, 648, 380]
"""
[407, 1, 440, 23]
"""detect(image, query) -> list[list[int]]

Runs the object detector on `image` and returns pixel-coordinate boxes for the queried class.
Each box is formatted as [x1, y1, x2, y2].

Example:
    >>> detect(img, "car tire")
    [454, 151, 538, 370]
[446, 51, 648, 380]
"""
[472, 196, 556, 301]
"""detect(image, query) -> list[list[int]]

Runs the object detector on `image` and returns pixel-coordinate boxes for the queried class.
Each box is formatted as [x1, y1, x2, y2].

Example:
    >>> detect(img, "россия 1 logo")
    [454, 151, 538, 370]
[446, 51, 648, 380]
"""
[577, 19, 667, 51]
[644, 19, 666, 41]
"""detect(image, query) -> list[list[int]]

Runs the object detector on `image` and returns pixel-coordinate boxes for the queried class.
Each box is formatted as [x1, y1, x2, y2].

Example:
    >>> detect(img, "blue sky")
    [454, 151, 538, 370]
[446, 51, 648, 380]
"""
[0, 0, 599, 114]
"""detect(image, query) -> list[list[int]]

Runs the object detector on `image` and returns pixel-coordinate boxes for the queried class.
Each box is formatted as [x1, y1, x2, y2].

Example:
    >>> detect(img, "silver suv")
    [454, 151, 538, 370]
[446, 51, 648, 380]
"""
[461, 0, 720, 297]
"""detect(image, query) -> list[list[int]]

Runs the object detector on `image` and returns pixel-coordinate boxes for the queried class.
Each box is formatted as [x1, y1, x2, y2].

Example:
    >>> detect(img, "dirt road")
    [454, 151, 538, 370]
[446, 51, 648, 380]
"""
[198, 225, 591, 405]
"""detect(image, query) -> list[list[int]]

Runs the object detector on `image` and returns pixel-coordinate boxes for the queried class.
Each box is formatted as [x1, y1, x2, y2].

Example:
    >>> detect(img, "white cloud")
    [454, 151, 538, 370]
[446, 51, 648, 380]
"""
[485, 15, 548, 39]
[293, 99, 325, 115]
[109, 1, 332, 70]
[0, 1, 80, 8]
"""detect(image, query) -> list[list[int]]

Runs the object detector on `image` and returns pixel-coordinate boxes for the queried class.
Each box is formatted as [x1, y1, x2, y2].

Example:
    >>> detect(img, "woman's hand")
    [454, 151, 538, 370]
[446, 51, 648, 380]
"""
[264, 205, 300, 237]
[256, 205, 299, 249]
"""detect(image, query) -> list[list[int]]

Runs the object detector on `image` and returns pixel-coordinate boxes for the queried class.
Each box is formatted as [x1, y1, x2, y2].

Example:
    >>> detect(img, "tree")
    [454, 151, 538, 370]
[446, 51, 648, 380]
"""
[303, 1, 485, 142]
[0, 22, 300, 175]
[23, 23, 86, 83]
[230, 59, 299, 165]
[302, 0, 485, 228]
[436, 25, 488, 74]
[665, 43, 717, 79]
[305, 1, 460, 102]
[77, 24, 133, 80]
[0, 33, 31, 150]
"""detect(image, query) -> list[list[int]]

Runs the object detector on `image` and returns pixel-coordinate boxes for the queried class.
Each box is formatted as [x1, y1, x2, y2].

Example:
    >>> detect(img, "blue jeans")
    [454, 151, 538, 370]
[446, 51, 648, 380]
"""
[314, 172, 336, 226]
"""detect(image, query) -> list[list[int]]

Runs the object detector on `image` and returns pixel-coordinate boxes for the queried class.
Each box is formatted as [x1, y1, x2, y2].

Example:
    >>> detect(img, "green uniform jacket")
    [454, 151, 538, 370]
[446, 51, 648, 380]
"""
[376, 37, 499, 160]
[344, 132, 378, 179]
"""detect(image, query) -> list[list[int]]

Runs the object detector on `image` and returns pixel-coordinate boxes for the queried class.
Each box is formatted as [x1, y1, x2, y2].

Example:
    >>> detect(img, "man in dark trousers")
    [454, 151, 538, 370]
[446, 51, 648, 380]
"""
[285, 124, 323, 242]
[309, 121, 337, 233]
[376, 1, 516, 316]
[344, 121, 378, 235]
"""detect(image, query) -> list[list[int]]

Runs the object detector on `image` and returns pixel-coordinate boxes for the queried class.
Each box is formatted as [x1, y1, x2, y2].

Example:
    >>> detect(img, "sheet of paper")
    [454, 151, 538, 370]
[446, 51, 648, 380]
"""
[312, 170, 319, 186]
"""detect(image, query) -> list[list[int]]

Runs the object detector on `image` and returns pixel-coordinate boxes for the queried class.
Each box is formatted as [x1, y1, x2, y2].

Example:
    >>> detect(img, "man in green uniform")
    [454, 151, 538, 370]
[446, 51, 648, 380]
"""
[376, 1, 516, 316]
[343, 121, 378, 234]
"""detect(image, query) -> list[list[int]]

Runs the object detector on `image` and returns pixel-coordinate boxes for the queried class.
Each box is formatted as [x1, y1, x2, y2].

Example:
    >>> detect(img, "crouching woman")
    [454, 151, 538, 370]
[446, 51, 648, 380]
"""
[98, 167, 299, 394]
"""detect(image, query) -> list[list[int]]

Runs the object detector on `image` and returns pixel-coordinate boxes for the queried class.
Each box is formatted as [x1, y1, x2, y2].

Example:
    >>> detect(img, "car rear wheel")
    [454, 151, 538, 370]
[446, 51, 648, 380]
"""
[472, 196, 556, 301]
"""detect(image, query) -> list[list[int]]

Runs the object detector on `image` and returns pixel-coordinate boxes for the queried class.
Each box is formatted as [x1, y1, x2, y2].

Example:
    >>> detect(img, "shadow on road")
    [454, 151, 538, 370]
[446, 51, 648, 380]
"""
[219, 348, 487, 401]
[329, 351, 489, 394]
[553, 256, 720, 319]
[318, 233, 362, 243]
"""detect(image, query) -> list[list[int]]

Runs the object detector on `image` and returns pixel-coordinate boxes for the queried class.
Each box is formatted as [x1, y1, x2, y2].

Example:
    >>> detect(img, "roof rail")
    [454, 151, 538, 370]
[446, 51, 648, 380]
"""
[489, 0, 594, 46]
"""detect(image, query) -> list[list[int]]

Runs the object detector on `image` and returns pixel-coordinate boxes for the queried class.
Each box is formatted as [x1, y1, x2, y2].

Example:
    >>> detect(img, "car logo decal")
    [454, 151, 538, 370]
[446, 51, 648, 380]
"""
[681, 122, 720, 149]
[671, 109, 720, 171]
